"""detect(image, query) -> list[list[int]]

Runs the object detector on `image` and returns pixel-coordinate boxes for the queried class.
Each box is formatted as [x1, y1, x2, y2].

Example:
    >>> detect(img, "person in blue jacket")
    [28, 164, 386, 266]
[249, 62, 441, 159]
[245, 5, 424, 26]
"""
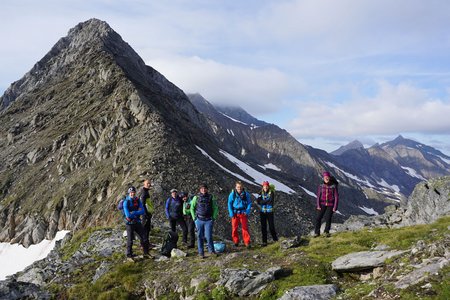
[257, 181, 278, 246]
[228, 181, 252, 247]
[123, 186, 149, 258]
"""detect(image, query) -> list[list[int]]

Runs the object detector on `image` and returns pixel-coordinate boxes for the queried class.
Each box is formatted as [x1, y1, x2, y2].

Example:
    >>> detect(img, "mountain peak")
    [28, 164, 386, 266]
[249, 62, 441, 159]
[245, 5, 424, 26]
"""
[331, 140, 364, 156]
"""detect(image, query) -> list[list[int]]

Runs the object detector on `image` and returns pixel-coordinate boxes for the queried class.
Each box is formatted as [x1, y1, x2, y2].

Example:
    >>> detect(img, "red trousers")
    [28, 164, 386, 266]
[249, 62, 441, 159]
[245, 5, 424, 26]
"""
[231, 214, 251, 246]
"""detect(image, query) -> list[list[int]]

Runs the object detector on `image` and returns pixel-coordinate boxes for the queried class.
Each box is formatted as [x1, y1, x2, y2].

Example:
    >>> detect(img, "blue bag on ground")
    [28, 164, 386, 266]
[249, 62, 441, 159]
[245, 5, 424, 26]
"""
[213, 241, 226, 253]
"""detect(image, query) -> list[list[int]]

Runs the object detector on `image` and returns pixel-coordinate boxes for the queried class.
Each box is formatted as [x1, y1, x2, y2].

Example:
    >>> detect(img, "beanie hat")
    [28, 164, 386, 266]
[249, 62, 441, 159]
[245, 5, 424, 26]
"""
[128, 186, 136, 193]
[323, 171, 331, 177]
[199, 183, 208, 189]
[170, 188, 178, 193]
[262, 181, 270, 186]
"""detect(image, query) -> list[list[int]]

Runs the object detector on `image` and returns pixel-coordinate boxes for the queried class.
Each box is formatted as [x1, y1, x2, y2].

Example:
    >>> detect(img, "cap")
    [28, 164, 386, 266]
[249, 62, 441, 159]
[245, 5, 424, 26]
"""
[199, 183, 208, 189]
[170, 188, 178, 193]
[262, 181, 270, 186]
[323, 171, 331, 178]
[179, 192, 187, 197]
[128, 186, 136, 193]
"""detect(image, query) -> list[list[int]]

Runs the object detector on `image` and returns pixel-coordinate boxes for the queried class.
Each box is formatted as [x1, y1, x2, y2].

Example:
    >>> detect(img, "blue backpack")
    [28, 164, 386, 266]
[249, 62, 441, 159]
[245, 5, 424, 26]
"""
[214, 241, 226, 253]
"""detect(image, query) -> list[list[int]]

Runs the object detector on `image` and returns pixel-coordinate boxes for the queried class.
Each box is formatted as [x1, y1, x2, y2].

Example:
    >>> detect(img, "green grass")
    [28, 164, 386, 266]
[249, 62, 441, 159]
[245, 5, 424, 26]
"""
[53, 216, 450, 299]
[304, 216, 450, 263]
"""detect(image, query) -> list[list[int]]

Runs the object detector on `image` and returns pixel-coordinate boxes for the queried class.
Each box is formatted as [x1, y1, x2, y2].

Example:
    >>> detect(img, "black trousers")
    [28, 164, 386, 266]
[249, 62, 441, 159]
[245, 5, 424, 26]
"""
[170, 217, 188, 244]
[126, 223, 149, 256]
[314, 205, 334, 235]
[184, 215, 196, 247]
[142, 213, 152, 243]
[260, 212, 278, 243]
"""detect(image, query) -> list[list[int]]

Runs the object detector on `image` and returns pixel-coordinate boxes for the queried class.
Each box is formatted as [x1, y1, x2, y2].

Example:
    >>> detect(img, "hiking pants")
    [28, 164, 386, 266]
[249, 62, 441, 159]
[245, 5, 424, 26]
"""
[314, 205, 334, 235]
[231, 213, 251, 246]
[195, 219, 214, 255]
[170, 217, 188, 244]
[142, 213, 152, 243]
[126, 223, 149, 256]
[260, 212, 278, 243]
[184, 215, 196, 247]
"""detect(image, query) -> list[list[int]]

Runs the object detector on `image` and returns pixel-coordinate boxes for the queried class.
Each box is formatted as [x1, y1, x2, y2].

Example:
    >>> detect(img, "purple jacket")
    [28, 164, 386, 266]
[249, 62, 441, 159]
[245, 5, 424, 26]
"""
[316, 183, 339, 210]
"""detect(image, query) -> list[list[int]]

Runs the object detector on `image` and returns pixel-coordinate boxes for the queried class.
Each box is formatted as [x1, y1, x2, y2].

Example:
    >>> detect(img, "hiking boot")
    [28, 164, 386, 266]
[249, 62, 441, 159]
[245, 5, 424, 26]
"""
[261, 242, 268, 247]
[312, 233, 320, 238]
[211, 252, 220, 257]
[245, 244, 251, 249]
[188, 244, 195, 249]
[324, 232, 331, 238]
[143, 254, 153, 259]
[199, 254, 206, 259]
[233, 243, 239, 248]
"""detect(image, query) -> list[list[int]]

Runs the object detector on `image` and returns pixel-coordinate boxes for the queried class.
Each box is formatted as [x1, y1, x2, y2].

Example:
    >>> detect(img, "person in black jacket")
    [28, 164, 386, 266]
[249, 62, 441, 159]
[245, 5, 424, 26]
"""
[165, 189, 188, 247]
[139, 179, 154, 246]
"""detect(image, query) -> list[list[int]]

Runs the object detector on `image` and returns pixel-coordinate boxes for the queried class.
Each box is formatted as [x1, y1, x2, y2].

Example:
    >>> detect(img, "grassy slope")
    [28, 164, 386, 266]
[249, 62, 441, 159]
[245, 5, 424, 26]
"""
[53, 216, 450, 300]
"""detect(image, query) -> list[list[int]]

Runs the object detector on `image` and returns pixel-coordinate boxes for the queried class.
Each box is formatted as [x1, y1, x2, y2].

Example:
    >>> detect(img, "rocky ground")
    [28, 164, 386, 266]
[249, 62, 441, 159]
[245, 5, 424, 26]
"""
[1, 214, 449, 300]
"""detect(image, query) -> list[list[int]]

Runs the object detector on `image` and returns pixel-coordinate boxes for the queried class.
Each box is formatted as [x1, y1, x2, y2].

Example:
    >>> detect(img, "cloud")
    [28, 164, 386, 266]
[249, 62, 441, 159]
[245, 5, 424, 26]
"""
[287, 80, 450, 138]
[146, 55, 291, 114]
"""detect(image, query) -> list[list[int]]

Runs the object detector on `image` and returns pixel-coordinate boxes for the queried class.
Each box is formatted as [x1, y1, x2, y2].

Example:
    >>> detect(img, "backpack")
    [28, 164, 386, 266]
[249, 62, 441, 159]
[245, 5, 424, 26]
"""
[213, 241, 226, 253]
[160, 230, 178, 257]
[117, 197, 126, 215]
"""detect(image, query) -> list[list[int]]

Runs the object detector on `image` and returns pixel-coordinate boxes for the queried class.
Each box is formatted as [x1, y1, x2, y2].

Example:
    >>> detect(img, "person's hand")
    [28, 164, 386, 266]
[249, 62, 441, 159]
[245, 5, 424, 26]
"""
[126, 217, 132, 222]
[316, 207, 321, 211]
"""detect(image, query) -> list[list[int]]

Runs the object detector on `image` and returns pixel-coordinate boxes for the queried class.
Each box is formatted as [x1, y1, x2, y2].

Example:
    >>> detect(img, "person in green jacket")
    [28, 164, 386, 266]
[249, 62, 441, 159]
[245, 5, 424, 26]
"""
[181, 192, 195, 248]
[190, 183, 219, 258]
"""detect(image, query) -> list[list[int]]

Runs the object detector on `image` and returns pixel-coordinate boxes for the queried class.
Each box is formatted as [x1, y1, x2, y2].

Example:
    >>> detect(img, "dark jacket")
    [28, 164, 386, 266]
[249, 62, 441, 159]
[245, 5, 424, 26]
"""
[257, 190, 275, 213]
[165, 196, 183, 219]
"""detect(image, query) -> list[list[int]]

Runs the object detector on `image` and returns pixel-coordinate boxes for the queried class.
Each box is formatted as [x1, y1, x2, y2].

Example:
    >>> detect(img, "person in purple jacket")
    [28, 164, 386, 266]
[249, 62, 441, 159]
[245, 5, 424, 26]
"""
[314, 171, 339, 237]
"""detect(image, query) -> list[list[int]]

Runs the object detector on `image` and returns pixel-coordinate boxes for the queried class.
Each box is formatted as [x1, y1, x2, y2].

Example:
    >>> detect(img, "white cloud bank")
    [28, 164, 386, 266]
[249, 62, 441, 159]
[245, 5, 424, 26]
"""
[288, 81, 450, 138]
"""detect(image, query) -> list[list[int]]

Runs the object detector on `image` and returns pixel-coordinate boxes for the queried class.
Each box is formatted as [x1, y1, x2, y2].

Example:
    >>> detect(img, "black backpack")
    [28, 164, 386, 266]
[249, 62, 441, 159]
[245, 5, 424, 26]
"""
[160, 230, 178, 257]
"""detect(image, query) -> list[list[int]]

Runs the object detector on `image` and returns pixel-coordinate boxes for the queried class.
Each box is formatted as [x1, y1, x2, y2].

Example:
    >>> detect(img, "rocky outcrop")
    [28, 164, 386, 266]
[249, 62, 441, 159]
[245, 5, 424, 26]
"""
[331, 250, 407, 272]
[278, 284, 338, 300]
[0, 280, 50, 300]
[402, 176, 450, 225]
[217, 267, 289, 297]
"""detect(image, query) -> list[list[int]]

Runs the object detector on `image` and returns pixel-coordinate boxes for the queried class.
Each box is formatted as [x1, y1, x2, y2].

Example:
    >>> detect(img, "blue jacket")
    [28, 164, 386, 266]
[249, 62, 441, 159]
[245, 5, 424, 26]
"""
[228, 189, 252, 217]
[123, 195, 145, 224]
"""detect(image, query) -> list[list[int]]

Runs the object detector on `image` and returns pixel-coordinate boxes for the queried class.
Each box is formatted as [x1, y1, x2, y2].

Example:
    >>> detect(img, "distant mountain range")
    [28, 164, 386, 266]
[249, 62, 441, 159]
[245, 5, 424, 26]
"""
[1, 19, 449, 247]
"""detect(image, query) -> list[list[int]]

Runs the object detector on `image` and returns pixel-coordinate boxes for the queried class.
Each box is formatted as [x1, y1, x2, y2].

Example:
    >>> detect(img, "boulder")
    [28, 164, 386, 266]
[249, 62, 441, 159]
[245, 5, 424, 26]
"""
[217, 267, 284, 297]
[278, 284, 338, 300]
[395, 257, 449, 289]
[402, 177, 450, 226]
[332, 250, 407, 272]
[171, 248, 187, 258]
[0, 279, 50, 300]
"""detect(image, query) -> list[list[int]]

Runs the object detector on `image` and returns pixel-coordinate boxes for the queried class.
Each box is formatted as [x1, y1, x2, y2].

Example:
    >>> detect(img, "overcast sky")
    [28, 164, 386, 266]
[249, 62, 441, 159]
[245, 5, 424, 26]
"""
[1, 0, 450, 155]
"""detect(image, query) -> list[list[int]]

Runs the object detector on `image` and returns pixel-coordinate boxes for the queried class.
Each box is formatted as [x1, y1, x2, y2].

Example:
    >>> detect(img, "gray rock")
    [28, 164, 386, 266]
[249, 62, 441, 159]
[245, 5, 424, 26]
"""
[332, 250, 407, 272]
[280, 236, 307, 249]
[395, 257, 449, 289]
[402, 177, 450, 226]
[171, 248, 187, 258]
[278, 284, 338, 300]
[92, 261, 111, 283]
[0, 279, 50, 300]
[217, 267, 283, 296]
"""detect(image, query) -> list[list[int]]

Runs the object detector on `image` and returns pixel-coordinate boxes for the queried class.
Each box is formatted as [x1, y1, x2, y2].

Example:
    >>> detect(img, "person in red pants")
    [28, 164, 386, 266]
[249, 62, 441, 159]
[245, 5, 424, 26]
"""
[228, 181, 252, 247]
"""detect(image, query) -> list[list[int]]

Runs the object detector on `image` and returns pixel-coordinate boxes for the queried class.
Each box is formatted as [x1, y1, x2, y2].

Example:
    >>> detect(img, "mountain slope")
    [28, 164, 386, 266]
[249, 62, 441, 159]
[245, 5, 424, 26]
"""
[0, 19, 318, 247]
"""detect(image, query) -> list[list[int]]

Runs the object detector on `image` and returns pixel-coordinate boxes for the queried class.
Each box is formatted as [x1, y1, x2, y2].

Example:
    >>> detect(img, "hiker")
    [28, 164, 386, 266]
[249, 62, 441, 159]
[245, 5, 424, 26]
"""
[228, 181, 252, 247]
[314, 171, 339, 237]
[257, 181, 278, 246]
[165, 189, 188, 246]
[190, 183, 219, 258]
[181, 192, 196, 248]
[123, 186, 149, 258]
[139, 179, 154, 246]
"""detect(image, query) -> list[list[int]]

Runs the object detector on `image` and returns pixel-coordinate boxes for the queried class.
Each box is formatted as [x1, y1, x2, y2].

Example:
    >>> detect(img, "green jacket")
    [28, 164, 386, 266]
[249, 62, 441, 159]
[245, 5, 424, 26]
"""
[183, 199, 193, 216]
[190, 193, 219, 220]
